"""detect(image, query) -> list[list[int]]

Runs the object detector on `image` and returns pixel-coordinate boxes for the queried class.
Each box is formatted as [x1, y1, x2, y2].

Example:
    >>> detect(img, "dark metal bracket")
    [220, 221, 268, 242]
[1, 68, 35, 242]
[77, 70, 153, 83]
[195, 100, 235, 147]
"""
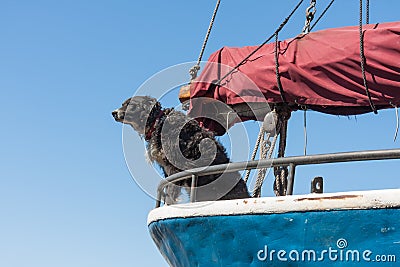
[311, 176, 324, 194]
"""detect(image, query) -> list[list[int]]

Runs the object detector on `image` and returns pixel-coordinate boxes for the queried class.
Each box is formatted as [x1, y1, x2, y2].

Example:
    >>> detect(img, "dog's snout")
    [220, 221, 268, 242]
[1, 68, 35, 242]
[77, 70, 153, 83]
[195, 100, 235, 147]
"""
[112, 110, 118, 118]
[112, 110, 123, 120]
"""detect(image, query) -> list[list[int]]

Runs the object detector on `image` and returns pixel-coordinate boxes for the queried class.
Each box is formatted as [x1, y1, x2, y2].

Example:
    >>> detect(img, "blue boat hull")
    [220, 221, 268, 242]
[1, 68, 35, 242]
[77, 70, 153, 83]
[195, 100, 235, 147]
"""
[148, 190, 400, 266]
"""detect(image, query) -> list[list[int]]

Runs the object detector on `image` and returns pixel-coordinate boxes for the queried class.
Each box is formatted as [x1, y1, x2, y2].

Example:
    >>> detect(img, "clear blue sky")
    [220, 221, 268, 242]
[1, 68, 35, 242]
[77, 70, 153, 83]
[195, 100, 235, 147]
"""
[1, 1, 399, 266]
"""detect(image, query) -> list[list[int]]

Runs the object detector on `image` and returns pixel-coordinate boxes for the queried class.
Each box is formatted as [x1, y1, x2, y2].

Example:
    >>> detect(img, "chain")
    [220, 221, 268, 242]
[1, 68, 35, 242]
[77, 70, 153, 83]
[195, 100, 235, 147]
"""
[302, 0, 317, 33]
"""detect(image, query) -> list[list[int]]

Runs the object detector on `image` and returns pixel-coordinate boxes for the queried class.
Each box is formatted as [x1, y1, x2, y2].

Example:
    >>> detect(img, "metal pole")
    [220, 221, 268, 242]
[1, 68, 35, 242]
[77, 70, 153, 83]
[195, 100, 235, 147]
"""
[190, 174, 198, 203]
[155, 148, 400, 207]
[287, 163, 296, 195]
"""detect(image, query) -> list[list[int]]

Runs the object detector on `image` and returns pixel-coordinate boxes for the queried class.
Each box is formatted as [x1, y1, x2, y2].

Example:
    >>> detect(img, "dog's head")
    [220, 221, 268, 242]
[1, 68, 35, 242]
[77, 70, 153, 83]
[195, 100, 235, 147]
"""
[112, 96, 162, 136]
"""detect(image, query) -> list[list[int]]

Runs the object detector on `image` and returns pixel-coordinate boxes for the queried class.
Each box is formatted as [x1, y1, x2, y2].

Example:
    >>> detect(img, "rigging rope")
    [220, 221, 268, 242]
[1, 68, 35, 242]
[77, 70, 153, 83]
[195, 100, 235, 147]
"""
[253, 135, 271, 197]
[273, 108, 290, 196]
[303, 106, 308, 155]
[252, 124, 280, 198]
[274, 33, 287, 103]
[359, 0, 377, 114]
[238, 1, 307, 196]
[390, 102, 399, 142]
[189, 0, 221, 80]
[243, 126, 264, 183]
[252, 106, 291, 197]
[395, 107, 399, 142]
[215, 0, 304, 87]
[310, 0, 335, 31]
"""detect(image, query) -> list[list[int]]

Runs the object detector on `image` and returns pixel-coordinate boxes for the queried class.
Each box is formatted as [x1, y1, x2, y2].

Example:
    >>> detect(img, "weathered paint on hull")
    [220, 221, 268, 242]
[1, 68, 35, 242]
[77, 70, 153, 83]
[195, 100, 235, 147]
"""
[148, 190, 400, 266]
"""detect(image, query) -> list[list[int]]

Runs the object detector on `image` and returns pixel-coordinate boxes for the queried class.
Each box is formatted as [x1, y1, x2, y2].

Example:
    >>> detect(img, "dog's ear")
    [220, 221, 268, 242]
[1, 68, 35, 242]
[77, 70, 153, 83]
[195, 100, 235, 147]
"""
[122, 97, 132, 107]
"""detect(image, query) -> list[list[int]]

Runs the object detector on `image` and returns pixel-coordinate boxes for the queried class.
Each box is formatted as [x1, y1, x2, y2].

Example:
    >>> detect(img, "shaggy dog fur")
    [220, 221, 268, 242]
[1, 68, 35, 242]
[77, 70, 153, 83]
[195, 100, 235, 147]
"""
[112, 96, 250, 204]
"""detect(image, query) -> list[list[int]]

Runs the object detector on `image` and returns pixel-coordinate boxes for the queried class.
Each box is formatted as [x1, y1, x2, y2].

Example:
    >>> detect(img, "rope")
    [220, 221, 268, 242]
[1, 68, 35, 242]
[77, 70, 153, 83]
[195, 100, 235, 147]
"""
[251, 106, 291, 197]
[390, 102, 399, 142]
[274, 33, 287, 103]
[253, 134, 269, 197]
[258, 139, 269, 181]
[359, 0, 377, 114]
[310, 0, 335, 31]
[252, 123, 280, 198]
[395, 106, 399, 142]
[303, 106, 308, 155]
[366, 0, 370, 24]
[243, 126, 264, 183]
[189, 0, 221, 80]
[274, 118, 289, 196]
[274, 167, 288, 196]
[215, 0, 304, 86]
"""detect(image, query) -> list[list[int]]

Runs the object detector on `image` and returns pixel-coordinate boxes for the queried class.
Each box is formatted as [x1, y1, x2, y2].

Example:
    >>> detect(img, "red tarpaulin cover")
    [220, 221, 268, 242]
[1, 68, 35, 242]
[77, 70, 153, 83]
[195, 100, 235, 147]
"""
[189, 21, 400, 130]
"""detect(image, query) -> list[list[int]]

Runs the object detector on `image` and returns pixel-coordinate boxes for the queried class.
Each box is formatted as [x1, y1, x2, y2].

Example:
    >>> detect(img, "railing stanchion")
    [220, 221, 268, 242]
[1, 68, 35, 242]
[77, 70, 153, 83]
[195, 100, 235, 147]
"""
[287, 163, 296, 195]
[190, 174, 198, 203]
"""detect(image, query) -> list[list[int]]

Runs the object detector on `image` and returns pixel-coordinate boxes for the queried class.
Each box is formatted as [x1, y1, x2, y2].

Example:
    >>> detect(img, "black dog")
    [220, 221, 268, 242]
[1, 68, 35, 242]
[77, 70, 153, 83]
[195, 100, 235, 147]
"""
[112, 96, 250, 204]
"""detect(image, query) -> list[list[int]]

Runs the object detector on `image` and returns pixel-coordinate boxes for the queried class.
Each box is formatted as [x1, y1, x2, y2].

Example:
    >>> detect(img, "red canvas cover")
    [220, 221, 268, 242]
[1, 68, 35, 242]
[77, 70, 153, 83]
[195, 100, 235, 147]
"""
[190, 21, 400, 125]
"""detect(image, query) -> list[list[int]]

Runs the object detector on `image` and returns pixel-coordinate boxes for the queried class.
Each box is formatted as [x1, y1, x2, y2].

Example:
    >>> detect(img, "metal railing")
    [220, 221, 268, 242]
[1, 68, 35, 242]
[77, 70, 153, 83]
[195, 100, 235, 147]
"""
[156, 148, 400, 207]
